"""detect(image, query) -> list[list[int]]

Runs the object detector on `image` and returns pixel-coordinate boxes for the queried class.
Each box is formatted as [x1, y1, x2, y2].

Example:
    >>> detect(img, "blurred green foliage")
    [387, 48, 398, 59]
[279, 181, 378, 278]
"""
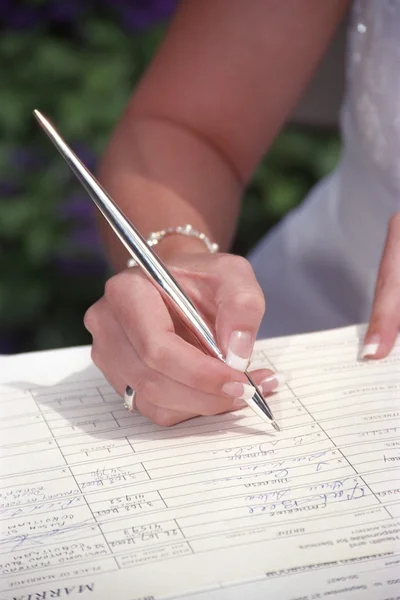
[0, 2, 340, 354]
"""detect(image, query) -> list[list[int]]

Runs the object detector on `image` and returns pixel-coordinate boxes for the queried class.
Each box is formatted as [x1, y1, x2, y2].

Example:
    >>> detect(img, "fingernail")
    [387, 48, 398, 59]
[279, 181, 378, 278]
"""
[226, 331, 253, 372]
[261, 371, 286, 393]
[361, 334, 380, 359]
[222, 382, 255, 400]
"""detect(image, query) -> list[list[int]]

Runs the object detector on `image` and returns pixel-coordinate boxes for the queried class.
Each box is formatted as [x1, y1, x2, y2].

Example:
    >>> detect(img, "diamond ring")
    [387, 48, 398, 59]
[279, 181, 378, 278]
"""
[124, 386, 136, 411]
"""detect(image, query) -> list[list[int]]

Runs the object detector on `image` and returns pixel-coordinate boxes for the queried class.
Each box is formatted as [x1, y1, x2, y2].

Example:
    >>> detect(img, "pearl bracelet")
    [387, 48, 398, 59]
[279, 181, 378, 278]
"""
[127, 224, 219, 268]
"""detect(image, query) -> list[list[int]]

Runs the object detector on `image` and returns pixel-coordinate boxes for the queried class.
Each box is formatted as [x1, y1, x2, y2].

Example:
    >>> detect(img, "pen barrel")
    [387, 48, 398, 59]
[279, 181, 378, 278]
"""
[33, 110, 225, 364]
[104, 202, 224, 362]
[34, 111, 277, 427]
[96, 194, 225, 362]
[75, 169, 224, 363]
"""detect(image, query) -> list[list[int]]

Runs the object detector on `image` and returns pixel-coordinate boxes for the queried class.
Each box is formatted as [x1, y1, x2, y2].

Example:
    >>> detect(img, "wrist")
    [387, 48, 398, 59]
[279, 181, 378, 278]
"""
[127, 224, 219, 267]
[156, 234, 212, 261]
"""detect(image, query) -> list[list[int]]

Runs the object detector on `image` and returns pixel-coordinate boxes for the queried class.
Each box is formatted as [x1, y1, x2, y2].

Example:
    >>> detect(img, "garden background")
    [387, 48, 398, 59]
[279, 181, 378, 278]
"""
[0, 0, 341, 354]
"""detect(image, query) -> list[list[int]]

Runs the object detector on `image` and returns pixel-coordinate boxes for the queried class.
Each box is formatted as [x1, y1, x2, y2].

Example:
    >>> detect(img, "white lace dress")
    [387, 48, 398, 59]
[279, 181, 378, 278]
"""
[250, 0, 400, 338]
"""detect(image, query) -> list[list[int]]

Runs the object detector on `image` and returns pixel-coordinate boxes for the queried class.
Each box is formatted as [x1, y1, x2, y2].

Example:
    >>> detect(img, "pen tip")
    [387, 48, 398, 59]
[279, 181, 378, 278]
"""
[271, 420, 280, 432]
[33, 109, 44, 125]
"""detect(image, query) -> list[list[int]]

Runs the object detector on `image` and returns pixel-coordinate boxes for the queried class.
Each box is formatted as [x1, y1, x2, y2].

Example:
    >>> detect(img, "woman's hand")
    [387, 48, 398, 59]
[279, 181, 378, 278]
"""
[363, 213, 400, 359]
[84, 252, 281, 426]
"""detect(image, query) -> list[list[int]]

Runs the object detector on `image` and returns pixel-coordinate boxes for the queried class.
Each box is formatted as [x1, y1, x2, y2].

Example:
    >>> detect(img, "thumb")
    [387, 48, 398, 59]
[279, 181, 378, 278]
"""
[214, 255, 265, 371]
[362, 213, 400, 359]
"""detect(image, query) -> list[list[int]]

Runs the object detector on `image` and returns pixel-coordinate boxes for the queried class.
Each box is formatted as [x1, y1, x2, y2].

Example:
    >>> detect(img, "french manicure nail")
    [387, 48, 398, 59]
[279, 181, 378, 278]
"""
[226, 330, 253, 372]
[361, 334, 380, 359]
[222, 381, 255, 400]
[261, 372, 286, 393]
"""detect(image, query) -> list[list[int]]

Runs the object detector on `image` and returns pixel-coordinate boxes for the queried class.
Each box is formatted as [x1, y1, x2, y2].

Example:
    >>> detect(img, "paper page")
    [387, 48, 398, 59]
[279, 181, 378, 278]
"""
[0, 325, 399, 600]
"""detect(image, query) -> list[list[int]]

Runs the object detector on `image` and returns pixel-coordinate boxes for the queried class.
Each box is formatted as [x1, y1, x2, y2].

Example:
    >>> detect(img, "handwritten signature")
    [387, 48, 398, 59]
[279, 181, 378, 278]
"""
[246, 478, 365, 515]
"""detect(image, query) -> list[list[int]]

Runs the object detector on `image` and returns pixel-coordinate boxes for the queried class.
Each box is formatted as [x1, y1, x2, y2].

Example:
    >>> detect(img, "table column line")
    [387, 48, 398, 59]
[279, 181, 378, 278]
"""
[31, 390, 121, 570]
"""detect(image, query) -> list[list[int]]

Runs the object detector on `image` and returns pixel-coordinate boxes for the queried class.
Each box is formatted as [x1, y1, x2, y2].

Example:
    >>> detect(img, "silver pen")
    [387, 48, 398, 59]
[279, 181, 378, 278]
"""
[34, 109, 279, 431]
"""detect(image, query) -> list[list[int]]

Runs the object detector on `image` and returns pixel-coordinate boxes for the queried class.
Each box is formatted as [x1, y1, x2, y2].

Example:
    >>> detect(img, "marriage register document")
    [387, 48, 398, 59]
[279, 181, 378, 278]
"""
[1, 325, 399, 600]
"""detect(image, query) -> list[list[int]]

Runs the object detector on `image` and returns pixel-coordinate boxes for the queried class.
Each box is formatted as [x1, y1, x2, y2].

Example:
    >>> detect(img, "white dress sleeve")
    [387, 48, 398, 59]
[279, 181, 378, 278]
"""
[250, 0, 400, 339]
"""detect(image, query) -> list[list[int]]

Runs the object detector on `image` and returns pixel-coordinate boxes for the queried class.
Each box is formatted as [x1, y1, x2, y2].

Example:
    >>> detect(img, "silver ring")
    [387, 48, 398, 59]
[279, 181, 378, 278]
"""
[124, 386, 136, 411]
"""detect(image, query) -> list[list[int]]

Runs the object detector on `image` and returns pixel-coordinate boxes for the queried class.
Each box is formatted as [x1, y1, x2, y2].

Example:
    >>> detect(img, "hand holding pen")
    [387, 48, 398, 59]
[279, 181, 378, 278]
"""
[35, 111, 282, 430]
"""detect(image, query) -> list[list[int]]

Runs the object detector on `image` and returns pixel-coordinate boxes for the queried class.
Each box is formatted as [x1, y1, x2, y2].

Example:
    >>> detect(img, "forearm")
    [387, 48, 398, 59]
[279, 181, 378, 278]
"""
[97, 0, 350, 271]
[97, 115, 242, 270]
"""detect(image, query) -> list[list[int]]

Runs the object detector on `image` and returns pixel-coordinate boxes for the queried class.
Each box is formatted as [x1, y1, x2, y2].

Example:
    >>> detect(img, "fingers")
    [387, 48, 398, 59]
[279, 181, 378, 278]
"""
[252, 368, 286, 395]
[144, 367, 278, 414]
[213, 255, 266, 365]
[135, 401, 196, 427]
[84, 296, 144, 397]
[136, 367, 280, 426]
[104, 269, 255, 396]
[84, 299, 280, 427]
[363, 213, 400, 359]
[85, 258, 281, 428]
[85, 297, 199, 425]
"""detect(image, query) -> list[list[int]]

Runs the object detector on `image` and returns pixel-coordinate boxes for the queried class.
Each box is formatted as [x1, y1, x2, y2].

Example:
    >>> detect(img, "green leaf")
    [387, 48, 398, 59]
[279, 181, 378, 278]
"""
[0, 198, 35, 236]
[0, 276, 51, 329]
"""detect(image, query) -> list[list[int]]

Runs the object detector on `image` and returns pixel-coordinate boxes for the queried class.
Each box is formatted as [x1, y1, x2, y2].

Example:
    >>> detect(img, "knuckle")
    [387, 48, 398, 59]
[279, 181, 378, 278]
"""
[231, 254, 252, 272]
[249, 292, 266, 315]
[84, 298, 108, 333]
[141, 339, 169, 371]
[136, 377, 157, 403]
[215, 252, 231, 265]
[233, 290, 265, 315]
[104, 275, 120, 302]
[104, 273, 129, 304]
[83, 306, 97, 334]
[217, 253, 249, 272]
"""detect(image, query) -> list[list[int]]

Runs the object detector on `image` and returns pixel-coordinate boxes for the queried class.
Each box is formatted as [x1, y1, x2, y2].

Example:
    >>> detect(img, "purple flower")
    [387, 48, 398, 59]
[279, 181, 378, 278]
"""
[12, 147, 44, 170]
[109, 0, 177, 30]
[2, 0, 177, 31]
[0, 148, 42, 201]
[72, 144, 97, 172]
[71, 221, 103, 251]
[59, 193, 103, 254]
[58, 189, 106, 269]
[54, 255, 107, 278]
[1, 0, 84, 29]
[47, 0, 83, 23]
[59, 193, 95, 222]
[0, 180, 21, 198]
[2, 4, 41, 29]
